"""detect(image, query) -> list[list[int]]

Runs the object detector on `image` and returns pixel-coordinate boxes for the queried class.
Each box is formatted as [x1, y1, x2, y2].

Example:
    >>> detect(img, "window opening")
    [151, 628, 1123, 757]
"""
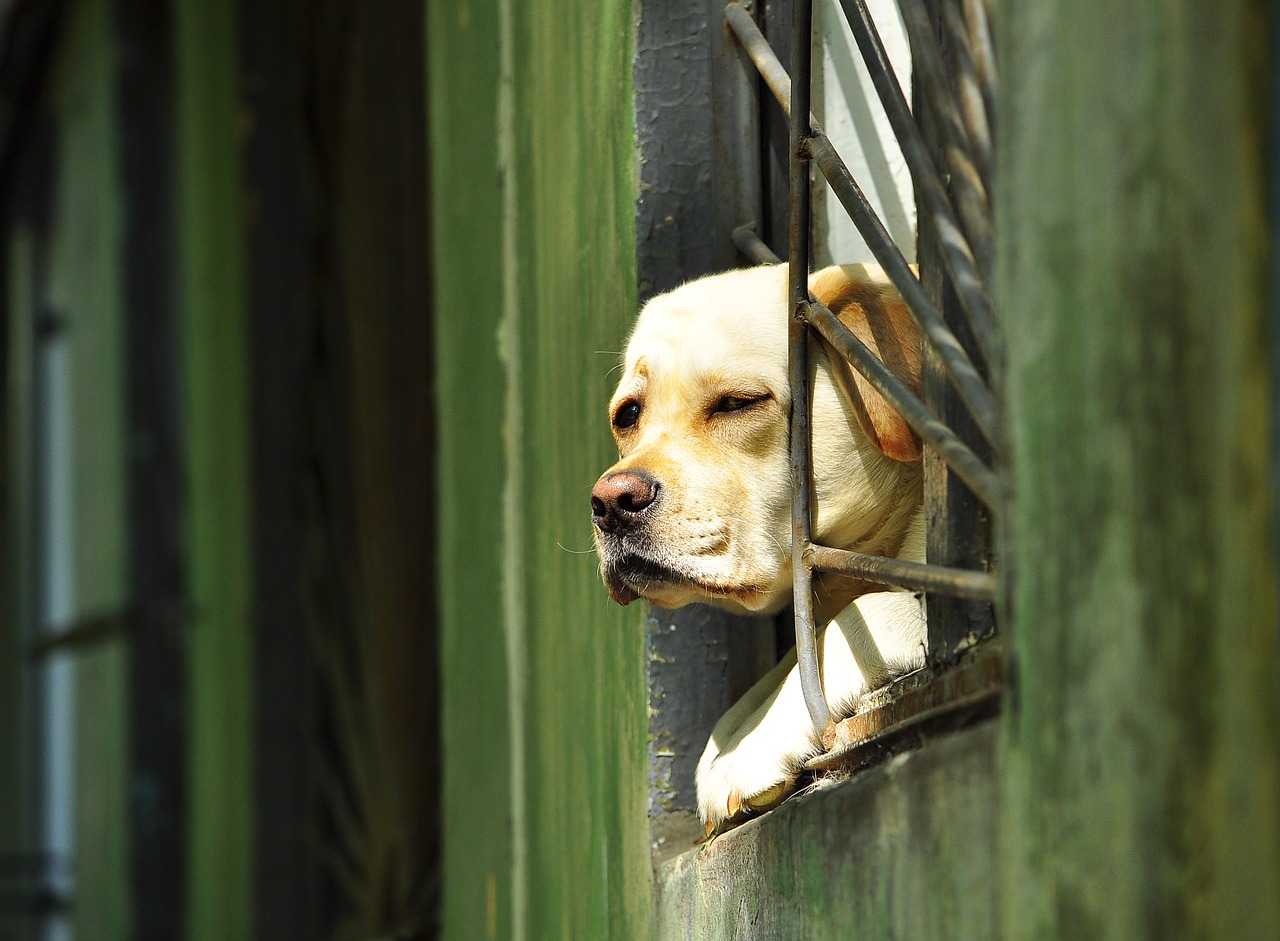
[726, 0, 1000, 745]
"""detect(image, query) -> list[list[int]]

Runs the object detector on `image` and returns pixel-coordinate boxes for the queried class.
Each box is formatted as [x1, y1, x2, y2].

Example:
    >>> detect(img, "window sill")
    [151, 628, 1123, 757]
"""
[654, 717, 1002, 939]
[650, 637, 1003, 868]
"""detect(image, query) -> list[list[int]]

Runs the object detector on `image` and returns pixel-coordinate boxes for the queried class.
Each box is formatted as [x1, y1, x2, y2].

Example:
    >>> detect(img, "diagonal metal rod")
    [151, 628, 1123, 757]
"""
[806, 138, 996, 444]
[787, 0, 832, 736]
[838, 0, 996, 356]
[732, 221, 995, 506]
[962, 0, 997, 170]
[808, 298, 997, 508]
[725, 2, 997, 446]
[890, 0, 993, 286]
[943, 0, 994, 199]
[807, 545, 995, 601]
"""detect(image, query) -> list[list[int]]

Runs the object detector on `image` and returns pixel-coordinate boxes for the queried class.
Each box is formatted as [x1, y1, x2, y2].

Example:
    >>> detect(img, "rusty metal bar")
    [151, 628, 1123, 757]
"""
[730, 225, 997, 514]
[732, 224, 782, 265]
[804, 638, 1003, 771]
[787, 0, 831, 736]
[808, 298, 997, 508]
[807, 545, 995, 601]
[724, 4, 997, 446]
[726, 3, 792, 116]
[806, 137, 996, 443]
[838, 0, 996, 351]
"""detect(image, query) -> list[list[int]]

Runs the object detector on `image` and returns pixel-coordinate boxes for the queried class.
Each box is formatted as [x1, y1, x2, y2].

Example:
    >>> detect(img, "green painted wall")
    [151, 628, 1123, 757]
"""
[429, 0, 652, 937]
[173, 0, 254, 937]
[997, 0, 1280, 937]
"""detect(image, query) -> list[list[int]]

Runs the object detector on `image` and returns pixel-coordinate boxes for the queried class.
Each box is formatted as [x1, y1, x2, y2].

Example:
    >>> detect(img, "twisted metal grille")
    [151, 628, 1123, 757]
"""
[726, 0, 999, 737]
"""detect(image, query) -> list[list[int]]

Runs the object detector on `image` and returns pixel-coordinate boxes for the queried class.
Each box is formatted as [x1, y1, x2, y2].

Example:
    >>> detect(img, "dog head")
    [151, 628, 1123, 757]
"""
[591, 263, 922, 615]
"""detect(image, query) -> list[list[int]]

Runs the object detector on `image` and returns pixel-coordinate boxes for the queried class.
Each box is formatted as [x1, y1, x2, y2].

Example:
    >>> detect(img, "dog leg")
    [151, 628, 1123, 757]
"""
[696, 591, 926, 832]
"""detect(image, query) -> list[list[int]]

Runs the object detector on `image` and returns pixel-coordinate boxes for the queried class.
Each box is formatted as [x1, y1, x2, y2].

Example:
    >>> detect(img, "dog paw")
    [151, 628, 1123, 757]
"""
[695, 652, 819, 834]
[694, 591, 927, 834]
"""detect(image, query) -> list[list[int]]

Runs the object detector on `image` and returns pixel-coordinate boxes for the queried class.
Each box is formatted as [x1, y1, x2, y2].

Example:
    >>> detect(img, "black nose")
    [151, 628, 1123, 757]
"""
[591, 470, 661, 534]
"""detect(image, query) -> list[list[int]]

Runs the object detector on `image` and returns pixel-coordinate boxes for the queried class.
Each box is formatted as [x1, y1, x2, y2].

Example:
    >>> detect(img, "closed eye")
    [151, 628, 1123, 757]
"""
[708, 392, 772, 417]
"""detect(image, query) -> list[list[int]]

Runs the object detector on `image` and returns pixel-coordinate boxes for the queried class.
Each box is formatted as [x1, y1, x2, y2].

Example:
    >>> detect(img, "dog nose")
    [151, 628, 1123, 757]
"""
[591, 470, 660, 533]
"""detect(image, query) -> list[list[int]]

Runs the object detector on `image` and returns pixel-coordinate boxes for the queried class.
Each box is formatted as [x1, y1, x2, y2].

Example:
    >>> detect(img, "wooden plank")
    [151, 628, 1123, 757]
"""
[0, 226, 40, 928]
[427, 0, 516, 937]
[232, 2, 327, 937]
[998, 0, 1280, 936]
[172, 1, 254, 937]
[112, 0, 189, 934]
[320, 3, 438, 936]
[432, 0, 653, 937]
[508, 2, 654, 936]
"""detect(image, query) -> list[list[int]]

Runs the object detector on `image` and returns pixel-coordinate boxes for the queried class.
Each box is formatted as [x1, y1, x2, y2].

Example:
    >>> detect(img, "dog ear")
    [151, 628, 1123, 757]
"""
[809, 265, 923, 462]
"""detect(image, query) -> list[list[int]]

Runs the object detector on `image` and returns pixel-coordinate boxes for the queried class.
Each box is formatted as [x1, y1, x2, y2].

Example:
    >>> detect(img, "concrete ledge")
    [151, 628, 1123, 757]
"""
[654, 720, 999, 940]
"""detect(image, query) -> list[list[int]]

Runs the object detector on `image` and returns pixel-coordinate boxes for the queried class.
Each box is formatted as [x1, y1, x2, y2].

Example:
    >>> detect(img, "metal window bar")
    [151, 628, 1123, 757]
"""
[726, 0, 999, 736]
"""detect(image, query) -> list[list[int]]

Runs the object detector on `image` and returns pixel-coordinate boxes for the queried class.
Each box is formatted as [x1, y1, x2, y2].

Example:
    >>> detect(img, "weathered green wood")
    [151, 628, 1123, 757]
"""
[997, 1, 1280, 938]
[656, 723, 1000, 940]
[509, 3, 652, 938]
[428, 0, 516, 936]
[431, 0, 652, 937]
[0, 228, 37, 905]
[172, 1, 254, 937]
[45, 1, 131, 934]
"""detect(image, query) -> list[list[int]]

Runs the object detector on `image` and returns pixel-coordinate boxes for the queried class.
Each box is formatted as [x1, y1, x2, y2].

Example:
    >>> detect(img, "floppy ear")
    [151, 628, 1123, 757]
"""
[809, 265, 923, 462]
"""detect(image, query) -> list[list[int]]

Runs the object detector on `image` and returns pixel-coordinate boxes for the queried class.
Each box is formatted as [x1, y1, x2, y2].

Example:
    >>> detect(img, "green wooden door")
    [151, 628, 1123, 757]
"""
[429, 0, 654, 937]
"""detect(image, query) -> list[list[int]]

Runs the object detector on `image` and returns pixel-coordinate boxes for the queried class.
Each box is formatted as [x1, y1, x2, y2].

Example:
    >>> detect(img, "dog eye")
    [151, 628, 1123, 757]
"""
[710, 392, 771, 416]
[612, 400, 641, 430]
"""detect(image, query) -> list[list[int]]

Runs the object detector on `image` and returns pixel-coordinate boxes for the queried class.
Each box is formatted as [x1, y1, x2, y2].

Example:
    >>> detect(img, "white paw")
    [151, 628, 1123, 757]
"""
[695, 591, 927, 833]
[695, 650, 818, 832]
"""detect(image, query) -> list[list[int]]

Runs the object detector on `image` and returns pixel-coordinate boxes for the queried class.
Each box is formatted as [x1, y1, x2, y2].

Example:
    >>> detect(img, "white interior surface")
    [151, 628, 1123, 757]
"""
[39, 337, 75, 941]
[812, 0, 916, 267]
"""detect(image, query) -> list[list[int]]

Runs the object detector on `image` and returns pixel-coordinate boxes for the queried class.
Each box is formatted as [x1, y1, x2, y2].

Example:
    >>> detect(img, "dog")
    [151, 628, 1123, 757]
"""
[591, 262, 927, 832]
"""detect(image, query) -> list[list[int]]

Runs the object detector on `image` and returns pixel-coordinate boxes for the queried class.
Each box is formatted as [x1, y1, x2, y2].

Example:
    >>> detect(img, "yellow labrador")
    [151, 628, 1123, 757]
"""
[592, 263, 926, 832]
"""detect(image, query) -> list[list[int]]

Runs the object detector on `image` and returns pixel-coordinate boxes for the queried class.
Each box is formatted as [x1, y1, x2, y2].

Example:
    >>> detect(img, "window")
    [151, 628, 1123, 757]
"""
[640, 0, 1001, 860]
[730, 0, 1000, 752]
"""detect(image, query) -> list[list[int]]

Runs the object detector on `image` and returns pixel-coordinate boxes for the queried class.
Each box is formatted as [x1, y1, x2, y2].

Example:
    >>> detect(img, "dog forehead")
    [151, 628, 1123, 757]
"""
[621, 266, 788, 387]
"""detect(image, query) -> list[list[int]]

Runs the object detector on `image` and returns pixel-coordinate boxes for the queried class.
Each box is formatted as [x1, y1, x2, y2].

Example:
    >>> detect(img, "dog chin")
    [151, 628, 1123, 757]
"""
[601, 553, 778, 613]
[602, 554, 689, 607]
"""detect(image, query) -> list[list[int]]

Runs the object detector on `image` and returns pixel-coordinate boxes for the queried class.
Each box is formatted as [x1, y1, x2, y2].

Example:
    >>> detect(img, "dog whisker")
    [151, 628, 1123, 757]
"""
[556, 541, 598, 555]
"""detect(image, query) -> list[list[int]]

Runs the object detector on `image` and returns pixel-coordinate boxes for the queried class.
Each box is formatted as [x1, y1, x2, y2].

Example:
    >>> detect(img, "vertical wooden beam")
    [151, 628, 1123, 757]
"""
[113, 0, 188, 935]
[998, 0, 1280, 938]
[427, 0, 516, 936]
[320, 2, 439, 936]
[172, 0, 254, 937]
[233, 2, 326, 937]
[507, 0, 653, 932]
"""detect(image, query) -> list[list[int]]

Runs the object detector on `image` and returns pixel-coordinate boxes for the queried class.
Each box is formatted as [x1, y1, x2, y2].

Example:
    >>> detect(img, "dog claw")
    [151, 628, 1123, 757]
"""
[702, 780, 793, 837]
[744, 780, 789, 812]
